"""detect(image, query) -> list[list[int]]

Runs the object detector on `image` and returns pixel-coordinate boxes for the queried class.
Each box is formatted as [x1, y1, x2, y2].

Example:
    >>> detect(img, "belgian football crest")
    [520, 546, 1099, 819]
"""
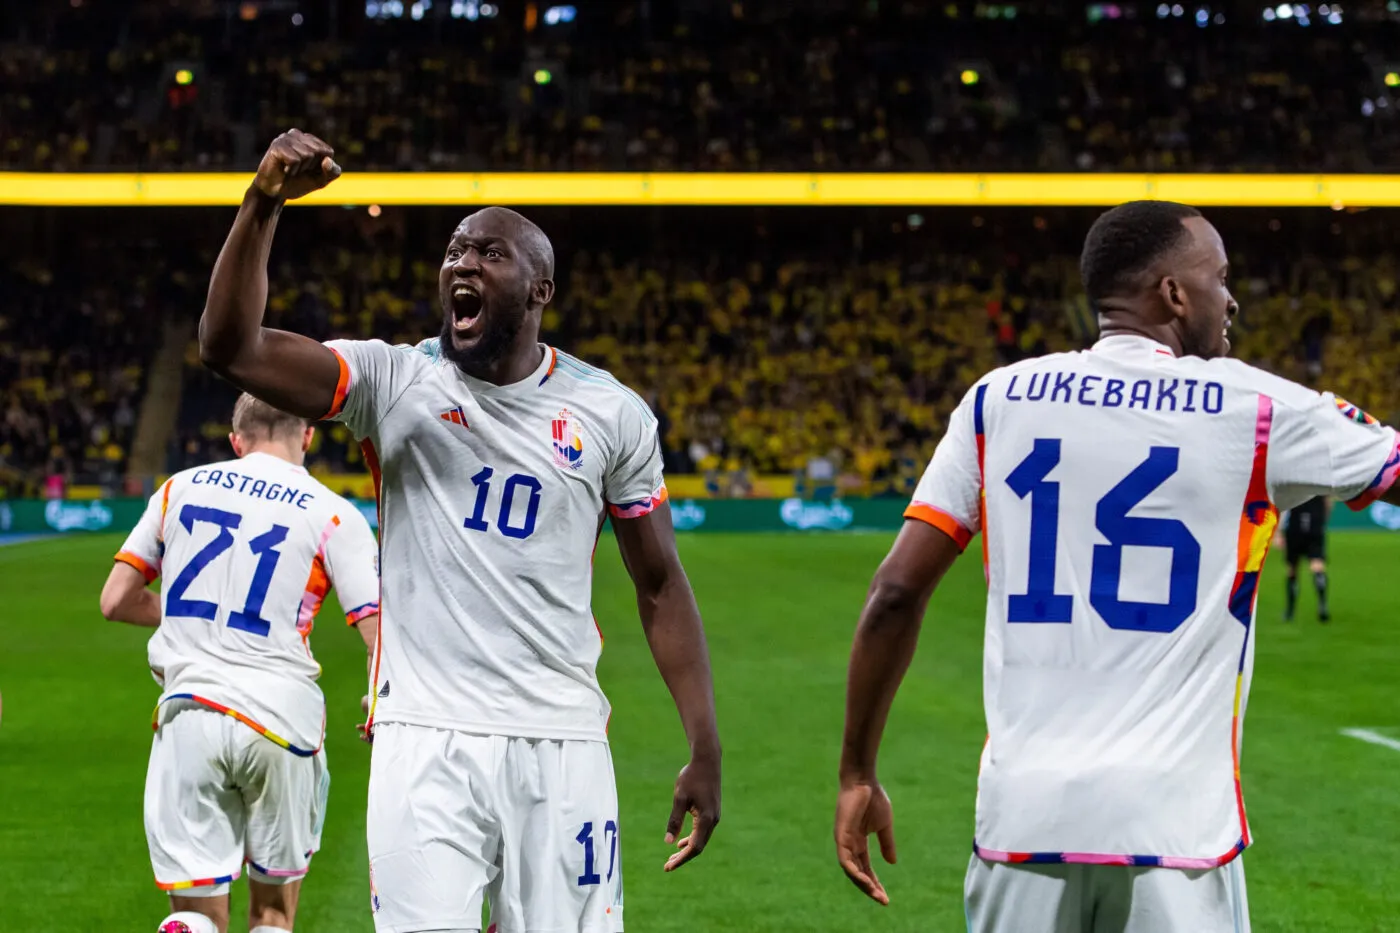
[551, 409, 585, 470]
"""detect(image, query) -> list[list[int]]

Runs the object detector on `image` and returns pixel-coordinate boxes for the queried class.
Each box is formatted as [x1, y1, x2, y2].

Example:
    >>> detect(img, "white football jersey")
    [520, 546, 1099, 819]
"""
[908, 335, 1400, 868]
[323, 338, 666, 742]
[116, 451, 381, 754]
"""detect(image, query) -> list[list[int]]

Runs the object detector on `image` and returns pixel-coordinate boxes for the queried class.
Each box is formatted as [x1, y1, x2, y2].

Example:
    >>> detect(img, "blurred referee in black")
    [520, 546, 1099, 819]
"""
[1279, 496, 1331, 623]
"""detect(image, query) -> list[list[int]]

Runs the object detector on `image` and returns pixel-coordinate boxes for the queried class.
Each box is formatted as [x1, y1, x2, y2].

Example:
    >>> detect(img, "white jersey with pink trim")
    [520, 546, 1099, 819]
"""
[116, 452, 380, 754]
[907, 335, 1400, 868]
[322, 338, 666, 742]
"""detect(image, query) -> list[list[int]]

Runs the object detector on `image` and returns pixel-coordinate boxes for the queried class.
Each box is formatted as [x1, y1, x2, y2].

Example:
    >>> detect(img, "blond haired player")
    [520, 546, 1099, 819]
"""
[835, 201, 1400, 931]
[197, 131, 721, 933]
[100, 394, 380, 933]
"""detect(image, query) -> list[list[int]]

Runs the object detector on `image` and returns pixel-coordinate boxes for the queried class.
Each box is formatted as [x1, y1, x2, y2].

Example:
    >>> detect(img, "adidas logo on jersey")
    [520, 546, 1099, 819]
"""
[378, 680, 391, 698]
[439, 406, 469, 429]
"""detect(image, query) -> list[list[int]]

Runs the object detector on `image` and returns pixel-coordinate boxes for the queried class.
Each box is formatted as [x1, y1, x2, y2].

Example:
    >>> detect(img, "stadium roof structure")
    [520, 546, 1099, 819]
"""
[3, 172, 1399, 208]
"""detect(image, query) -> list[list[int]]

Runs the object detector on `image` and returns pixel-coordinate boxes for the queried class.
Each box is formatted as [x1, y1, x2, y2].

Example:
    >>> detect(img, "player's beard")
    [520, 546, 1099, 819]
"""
[439, 300, 529, 377]
[1181, 308, 1227, 360]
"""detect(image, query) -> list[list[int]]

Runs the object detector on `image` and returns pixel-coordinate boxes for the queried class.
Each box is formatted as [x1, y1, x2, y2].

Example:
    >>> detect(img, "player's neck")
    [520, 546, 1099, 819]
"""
[456, 342, 546, 387]
[240, 442, 305, 467]
[1097, 320, 1183, 357]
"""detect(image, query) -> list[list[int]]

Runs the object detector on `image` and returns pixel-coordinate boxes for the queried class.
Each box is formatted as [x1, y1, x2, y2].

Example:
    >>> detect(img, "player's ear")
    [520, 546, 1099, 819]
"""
[1158, 275, 1189, 321]
[229, 432, 244, 457]
[303, 426, 316, 453]
[533, 277, 555, 309]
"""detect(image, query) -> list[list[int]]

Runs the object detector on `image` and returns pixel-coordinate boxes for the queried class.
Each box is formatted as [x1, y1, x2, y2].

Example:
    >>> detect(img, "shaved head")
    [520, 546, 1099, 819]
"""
[438, 205, 557, 381]
[455, 207, 555, 279]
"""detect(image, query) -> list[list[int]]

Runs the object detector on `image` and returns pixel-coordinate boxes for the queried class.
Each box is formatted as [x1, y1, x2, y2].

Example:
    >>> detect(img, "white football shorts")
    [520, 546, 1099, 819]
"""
[367, 723, 624, 933]
[965, 853, 1250, 933]
[145, 700, 328, 895]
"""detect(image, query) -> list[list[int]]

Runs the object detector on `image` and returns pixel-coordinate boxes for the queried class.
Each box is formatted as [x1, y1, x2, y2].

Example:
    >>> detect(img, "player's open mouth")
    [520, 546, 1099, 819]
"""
[451, 285, 484, 333]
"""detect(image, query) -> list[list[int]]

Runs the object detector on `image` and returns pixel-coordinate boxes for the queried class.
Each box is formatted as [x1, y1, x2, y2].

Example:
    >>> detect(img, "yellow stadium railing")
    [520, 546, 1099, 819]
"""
[3, 171, 1400, 208]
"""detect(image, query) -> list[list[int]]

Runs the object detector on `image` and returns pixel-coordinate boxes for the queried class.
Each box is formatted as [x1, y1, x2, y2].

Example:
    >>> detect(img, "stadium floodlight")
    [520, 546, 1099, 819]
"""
[1195, 7, 1208, 24]
[1156, 2, 1170, 15]
[1171, 3, 1184, 15]
[480, 2, 497, 15]
[543, 5, 576, 24]
[1263, 6, 1276, 18]
[1276, 3, 1293, 17]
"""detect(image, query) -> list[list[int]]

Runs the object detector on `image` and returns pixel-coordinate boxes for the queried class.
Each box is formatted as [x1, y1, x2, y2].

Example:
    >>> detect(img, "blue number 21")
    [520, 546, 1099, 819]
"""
[1006, 442, 1200, 634]
[165, 504, 288, 637]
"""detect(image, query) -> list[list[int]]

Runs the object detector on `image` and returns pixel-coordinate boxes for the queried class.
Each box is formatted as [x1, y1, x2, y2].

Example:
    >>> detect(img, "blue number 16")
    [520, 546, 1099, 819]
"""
[1006, 441, 1201, 634]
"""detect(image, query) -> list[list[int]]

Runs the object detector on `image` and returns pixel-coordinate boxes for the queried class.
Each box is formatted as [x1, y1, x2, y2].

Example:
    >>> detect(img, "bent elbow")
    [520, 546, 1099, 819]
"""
[198, 330, 233, 374]
[99, 592, 122, 622]
[868, 576, 922, 615]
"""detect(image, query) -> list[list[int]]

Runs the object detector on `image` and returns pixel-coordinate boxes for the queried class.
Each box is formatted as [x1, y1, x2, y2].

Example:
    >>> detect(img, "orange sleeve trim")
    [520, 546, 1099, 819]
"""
[320, 346, 352, 420]
[115, 551, 159, 583]
[904, 502, 974, 551]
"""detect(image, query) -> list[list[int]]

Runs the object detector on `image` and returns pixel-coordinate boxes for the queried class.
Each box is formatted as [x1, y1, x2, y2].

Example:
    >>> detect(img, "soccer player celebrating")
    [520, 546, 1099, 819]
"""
[100, 394, 381, 933]
[198, 130, 721, 933]
[835, 201, 1400, 930]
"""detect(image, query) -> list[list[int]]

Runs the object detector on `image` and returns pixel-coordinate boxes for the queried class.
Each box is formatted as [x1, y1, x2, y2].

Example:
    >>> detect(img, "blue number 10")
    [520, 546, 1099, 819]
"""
[1006, 441, 1200, 634]
[462, 465, 542, 539]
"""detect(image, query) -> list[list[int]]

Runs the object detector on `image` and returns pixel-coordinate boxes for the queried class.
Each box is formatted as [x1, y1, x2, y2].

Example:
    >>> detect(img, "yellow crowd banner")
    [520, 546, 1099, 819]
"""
[4, 171, 1400, 208]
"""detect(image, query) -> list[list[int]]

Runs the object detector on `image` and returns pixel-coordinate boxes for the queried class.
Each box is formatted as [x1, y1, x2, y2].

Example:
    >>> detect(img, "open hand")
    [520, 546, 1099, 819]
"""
[835, 780, 896, 905]
[254, 129, 342, 201]
[663, 753, 721, 871]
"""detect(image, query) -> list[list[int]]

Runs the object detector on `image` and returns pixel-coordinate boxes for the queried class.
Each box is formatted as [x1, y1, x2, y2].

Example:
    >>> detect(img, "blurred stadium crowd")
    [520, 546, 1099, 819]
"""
[3, 204, 1395, 499]
[6, 0, 1400, 172]
[5, 0, 1400, 499]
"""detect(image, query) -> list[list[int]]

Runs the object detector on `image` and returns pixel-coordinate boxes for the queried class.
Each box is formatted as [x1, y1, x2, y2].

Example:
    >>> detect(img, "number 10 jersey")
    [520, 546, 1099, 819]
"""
[323, 338, 667, 744]
[908, 334, 1400, 868]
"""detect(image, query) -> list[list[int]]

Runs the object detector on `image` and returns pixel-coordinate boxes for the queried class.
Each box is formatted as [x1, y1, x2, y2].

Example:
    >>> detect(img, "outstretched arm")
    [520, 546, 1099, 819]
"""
[836, 519, 962, 905]
[612, 503, 721, 872]
[199, 129, 345, 419]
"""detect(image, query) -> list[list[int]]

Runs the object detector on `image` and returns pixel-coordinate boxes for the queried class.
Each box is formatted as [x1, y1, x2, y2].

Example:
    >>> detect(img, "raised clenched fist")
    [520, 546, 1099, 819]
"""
[253, 129, 342, 201]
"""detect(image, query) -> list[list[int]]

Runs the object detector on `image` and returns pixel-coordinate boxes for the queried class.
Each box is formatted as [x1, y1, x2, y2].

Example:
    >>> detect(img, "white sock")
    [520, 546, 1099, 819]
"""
[158, 912, 218, 933]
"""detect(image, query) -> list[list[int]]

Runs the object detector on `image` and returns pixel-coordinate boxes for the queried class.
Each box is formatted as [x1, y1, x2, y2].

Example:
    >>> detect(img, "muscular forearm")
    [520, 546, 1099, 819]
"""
[640, 578, 721, 760]
[199, 186, 282, 372]
[839, 581, 926, 783]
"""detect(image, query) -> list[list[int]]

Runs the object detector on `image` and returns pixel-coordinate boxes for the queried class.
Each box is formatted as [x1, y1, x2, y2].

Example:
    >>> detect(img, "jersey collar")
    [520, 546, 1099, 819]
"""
[1091, 334, 1177, 358]
[455, 344, 556, 396]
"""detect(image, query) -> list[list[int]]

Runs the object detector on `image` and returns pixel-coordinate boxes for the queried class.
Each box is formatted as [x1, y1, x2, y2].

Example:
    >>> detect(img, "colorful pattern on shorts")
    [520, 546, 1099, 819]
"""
[152, 694, 321, 757]
[155, 867, 240, 891]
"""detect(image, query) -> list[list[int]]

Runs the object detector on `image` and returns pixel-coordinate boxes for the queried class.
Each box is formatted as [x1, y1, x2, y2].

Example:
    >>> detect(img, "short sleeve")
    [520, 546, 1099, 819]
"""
[905, 384, 983, 551]
[114, 480, 170, 583]
[321, 338, 421, 439]
[321, 505, 381, 626]
[604, 398, 668, 519]
[1267, 391, 1400, 512]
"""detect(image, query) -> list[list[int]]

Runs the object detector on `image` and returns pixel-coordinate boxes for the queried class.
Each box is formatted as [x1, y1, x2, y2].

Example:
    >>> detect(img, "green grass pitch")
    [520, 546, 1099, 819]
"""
[2, 531, 1398, 931]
